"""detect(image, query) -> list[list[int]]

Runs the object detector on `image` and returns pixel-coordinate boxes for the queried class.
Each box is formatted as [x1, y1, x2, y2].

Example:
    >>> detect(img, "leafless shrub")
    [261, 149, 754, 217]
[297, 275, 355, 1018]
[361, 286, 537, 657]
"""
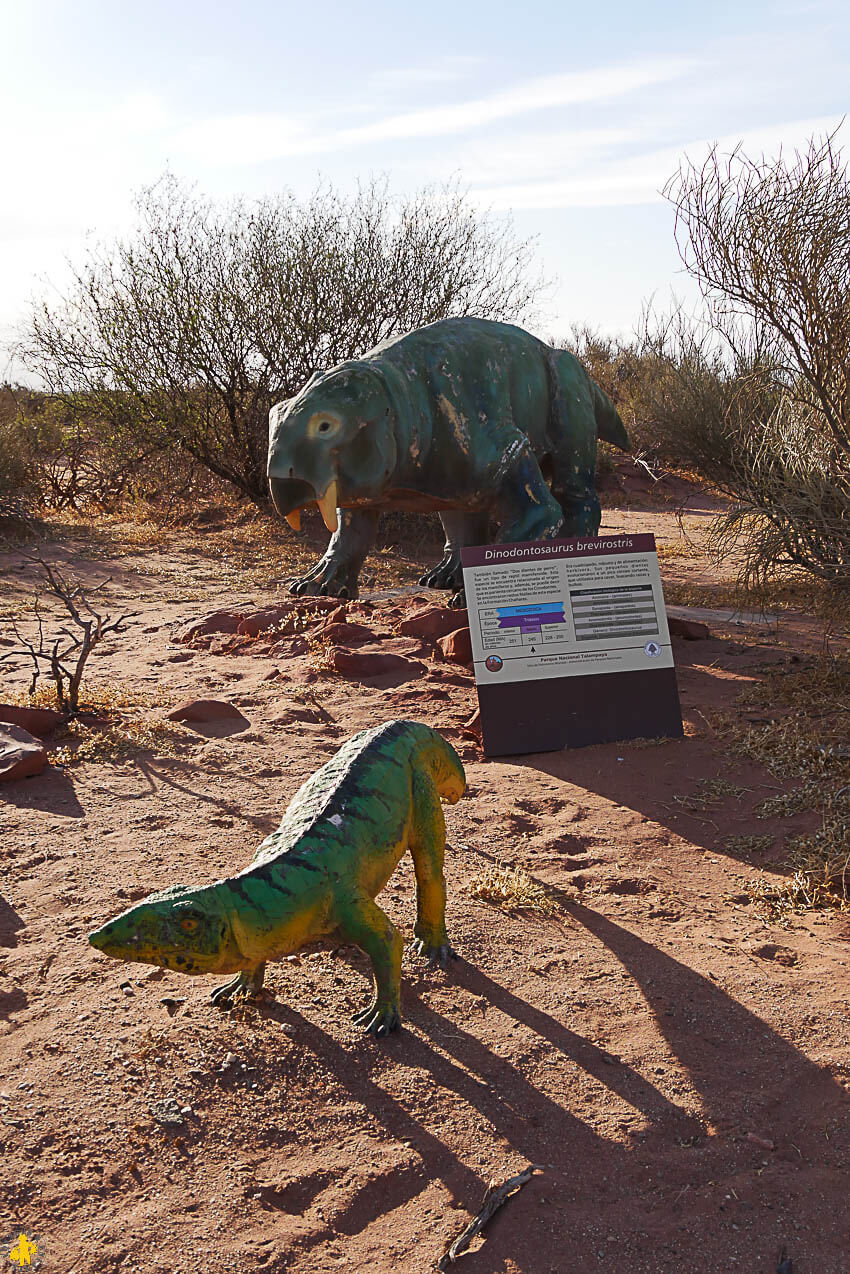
[20, 175, 545, 506]
[662, 128, 850, 588]
[3, 551, 133, 713]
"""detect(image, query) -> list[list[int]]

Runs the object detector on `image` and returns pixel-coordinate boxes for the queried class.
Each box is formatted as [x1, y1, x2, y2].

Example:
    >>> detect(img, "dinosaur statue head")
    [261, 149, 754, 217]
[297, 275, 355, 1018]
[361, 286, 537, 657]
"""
[267, 363, 398, 534]
[88, 883, 243, 975]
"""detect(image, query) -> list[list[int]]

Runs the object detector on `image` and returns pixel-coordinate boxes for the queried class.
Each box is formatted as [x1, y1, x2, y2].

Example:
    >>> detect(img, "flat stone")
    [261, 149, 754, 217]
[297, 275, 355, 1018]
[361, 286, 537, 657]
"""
[0, 724, 48, 782]
[318, 621, 377, 646]
[667, 615, 710, 641]
[166, 699, 248, 724]
[399, 605, 469, 642]
[328, 648, 425, 681]
[236, 605, 297, 637]
[0, 704, 65, 738]
[174, 610, 249, 644]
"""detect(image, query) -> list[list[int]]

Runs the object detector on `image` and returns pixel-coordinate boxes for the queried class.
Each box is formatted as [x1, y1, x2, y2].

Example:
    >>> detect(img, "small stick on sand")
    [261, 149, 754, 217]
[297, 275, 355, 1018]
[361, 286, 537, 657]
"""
[438, 1164, 544, 1269]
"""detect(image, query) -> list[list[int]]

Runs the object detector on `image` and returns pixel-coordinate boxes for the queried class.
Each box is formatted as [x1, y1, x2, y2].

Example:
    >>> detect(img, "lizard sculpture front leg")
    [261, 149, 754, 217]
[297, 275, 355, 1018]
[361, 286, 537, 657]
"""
[341, 896, 404, 1035]
[210, 962, 266, 1007]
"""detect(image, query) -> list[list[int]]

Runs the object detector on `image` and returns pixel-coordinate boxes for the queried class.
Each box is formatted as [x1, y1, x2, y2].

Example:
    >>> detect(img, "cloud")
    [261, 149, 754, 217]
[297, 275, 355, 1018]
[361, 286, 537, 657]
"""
[336, 59, 696, 145]
[470, 114, 846, 210]
[367, 56, 483, 92]
[167, 57, 696, 167]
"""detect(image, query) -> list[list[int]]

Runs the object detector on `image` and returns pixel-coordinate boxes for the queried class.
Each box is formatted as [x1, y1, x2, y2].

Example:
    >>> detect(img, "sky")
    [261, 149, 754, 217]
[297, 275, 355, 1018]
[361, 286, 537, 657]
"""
[1, 0, 847, 379]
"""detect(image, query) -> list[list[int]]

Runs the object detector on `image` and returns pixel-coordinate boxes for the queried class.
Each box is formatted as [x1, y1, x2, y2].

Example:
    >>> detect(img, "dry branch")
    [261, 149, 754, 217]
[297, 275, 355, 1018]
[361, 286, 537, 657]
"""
[438, 1164, 543, 1269]
[2, 549, 133, 713]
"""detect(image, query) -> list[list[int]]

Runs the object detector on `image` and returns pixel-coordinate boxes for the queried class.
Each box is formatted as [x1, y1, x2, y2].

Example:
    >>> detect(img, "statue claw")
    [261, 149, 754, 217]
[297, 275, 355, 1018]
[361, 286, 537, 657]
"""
[412, 938, 457, 969]
[352, 1001, 401, 1036]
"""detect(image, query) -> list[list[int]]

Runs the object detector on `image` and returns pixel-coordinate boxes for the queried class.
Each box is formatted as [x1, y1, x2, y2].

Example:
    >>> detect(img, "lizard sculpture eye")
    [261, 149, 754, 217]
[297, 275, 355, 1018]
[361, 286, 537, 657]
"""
[180, 916, 199, 933]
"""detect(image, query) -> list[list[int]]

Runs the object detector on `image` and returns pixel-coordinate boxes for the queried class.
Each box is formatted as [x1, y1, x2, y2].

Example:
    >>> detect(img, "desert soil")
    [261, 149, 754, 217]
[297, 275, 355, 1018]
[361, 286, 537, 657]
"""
[1, 475, 849, 1274]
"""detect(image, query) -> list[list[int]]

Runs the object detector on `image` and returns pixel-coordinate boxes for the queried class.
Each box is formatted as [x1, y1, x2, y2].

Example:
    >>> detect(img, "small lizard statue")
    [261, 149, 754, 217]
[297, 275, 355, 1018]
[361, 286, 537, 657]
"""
[89, 720, 465, 1035]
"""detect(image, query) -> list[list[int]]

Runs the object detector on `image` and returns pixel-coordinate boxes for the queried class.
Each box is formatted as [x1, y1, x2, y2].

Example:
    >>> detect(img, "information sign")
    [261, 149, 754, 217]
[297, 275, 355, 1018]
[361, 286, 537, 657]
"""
[461, 533, 684, 756]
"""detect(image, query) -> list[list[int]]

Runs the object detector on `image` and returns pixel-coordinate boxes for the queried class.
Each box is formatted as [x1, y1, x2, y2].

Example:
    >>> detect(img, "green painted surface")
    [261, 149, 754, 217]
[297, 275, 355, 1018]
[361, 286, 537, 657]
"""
[267, 317, 630, 599]
[89, 720, 466, 1035]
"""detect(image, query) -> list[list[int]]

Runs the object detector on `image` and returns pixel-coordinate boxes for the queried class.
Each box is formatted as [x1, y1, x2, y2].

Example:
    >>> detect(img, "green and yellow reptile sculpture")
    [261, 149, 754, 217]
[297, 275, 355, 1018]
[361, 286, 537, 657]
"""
[268, 316, 631, 600]
[89, 721, 465, 1035]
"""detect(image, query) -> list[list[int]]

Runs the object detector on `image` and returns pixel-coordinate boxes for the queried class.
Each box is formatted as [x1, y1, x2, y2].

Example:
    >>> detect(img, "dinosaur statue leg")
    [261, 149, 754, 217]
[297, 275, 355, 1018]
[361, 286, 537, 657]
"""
[210, 962, 266, 1007]
[446, 438, 563, 607]
[289, 509, 379, 600]
[419, 512, 490, 591]
[549, 434, 602, 537]
[493, 437, 565, 544]
[341, 895, 404, 1035]
[409, 771, 455, 967]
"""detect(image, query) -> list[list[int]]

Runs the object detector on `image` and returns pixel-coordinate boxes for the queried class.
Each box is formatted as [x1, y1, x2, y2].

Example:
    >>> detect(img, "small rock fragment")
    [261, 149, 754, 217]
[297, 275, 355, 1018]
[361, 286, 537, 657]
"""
[0, 723, 48, 782]
[437, 627, 473, 667]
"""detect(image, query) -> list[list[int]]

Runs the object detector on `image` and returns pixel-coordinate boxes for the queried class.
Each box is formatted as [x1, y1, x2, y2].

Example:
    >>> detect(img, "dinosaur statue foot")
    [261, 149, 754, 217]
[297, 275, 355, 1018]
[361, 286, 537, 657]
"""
[412, 937, 458, 969]
[419, 554, 461, 590]
[210, 966, 265, 1008]
[448, 588, 466, 609]
[289, 574, 351, 600]
[352, 1000, 401, 1036]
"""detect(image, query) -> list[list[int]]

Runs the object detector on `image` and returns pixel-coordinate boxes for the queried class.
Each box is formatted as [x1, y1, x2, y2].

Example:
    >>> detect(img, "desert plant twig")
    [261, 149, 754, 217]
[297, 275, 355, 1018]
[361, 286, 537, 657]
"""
[2, 549, 134, 714]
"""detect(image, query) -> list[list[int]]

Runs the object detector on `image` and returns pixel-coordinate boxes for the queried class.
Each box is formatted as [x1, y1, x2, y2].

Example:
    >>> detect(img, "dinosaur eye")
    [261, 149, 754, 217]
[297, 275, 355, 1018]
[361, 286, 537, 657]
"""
[318, 420, 332, 433]
[180, 916, 199, 933]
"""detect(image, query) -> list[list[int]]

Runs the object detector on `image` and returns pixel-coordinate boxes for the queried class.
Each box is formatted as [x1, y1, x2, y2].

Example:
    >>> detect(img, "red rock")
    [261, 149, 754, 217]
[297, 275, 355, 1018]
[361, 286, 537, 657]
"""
[437, 627, 473, 667]
[174, 609, 248, 644]
[462, 707, 482, 737]
[294, 596, 344, 613]
[267, 636, 310, 658]
[0, 704, 65, 738]
[166, 699, 248, 724]
[319, 621, 377, 646]
[668, 615, 710, 641]
[323, 605, 348, 624]
[0, 724, 48, 782]
[328, 648, 425, 681]
[236, 605, 296, 637]
[399, 605, 469, 642]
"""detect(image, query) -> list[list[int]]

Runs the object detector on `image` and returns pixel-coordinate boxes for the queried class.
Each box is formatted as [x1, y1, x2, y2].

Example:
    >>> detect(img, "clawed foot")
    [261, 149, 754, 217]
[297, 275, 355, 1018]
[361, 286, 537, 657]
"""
[419, 555, 461, 590]
[412, 938, 458, 969]
[210, 969, 264, 1008]
[352, 1000, 401, 1036]
[289, 574, 352, 599]
[448, 589, 466, 609]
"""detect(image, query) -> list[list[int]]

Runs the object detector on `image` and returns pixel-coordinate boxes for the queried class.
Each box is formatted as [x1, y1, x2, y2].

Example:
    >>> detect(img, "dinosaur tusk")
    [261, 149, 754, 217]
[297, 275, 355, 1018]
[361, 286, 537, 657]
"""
[285, 510, 302, 532]
[317, 481, 339, 534]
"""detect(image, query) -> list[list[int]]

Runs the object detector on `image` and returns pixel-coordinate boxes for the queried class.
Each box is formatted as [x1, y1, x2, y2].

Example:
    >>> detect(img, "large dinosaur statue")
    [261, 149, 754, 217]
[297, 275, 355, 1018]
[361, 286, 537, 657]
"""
[89, 721, 465, 1036]
[267, 317, 630, 600]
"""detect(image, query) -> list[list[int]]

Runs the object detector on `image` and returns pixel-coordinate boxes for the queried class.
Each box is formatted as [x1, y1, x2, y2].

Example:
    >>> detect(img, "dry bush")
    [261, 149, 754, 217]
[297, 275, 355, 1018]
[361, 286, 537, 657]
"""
[20, 175, 545, 507]
[663, 129, 850, 590]
[3, 552, 133, 714]
[467, 865, 563, 916]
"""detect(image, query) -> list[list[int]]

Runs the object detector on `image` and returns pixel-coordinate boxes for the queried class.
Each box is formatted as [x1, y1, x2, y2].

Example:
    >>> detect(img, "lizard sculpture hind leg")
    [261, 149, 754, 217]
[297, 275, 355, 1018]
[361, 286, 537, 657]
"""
[409, 770, 455, 967]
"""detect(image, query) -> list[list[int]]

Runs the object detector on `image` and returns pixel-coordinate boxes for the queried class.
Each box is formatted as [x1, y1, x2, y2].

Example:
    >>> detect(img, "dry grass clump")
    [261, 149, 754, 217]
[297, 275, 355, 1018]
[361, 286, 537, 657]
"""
[724, 834, 774, 855]
[51, 717, 191, 766]
[7, 679, 167, 714]
[467, 865, 563, 917]
[674, 777, 749, 812]
[727, 655, 850, 917]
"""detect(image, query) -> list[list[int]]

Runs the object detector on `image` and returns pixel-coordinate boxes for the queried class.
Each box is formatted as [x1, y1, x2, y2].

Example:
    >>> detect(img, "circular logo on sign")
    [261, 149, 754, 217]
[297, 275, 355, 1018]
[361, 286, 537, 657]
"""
[644, 641, 662, 658]
[485, 655, 504, 672]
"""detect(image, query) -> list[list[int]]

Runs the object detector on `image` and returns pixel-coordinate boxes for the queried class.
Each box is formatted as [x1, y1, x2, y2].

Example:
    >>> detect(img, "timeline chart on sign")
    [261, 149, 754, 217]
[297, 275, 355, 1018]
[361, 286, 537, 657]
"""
[479, 601, 571, 650]
[461, 534, 674, 685]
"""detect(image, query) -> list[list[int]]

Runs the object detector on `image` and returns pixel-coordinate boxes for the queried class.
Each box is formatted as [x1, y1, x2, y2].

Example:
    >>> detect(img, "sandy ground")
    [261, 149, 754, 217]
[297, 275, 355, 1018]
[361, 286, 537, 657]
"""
[1, 481, 849, 1274]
